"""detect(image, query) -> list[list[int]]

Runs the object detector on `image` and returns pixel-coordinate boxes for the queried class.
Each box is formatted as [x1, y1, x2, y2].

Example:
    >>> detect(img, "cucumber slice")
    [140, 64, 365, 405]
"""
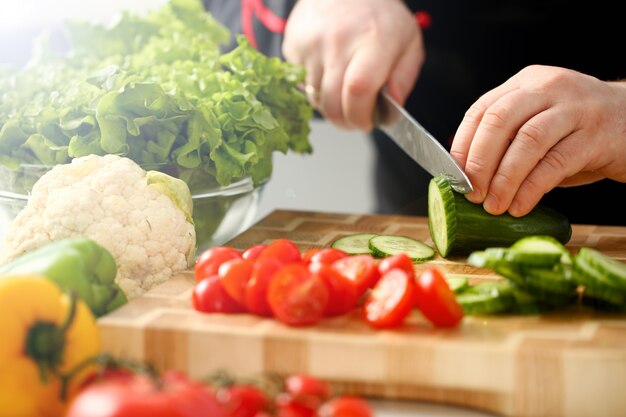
[508, 286, 554, 315]
[467, 247, 509, 269]
[573, 255, 626, 306]
[368, 235, 435, 262]
[331, 233, 378, 255]
[427, 174, 572, 257]
[456, 280, 515, 315]
[508, 235, 572, 267]
[577, 247, 626, 291]
[522, 264, 578, 305]
[445, 276, 469, 294]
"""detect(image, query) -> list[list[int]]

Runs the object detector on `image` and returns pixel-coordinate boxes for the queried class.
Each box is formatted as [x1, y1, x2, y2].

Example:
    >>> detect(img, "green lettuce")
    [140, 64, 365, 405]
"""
[0, 0, 313, 192]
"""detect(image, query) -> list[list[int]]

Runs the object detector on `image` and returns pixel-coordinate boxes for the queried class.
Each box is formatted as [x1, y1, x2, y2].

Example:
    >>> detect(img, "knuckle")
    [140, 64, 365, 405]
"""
[541, 148, 570, 173]
[515, 121, 546, 146]
[481, 105, 512, 132]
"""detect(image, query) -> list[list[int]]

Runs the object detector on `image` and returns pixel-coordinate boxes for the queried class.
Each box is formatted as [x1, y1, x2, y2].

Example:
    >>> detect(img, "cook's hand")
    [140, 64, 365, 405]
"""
[451, 65, 626, 217]
[283, 0, 424, 131]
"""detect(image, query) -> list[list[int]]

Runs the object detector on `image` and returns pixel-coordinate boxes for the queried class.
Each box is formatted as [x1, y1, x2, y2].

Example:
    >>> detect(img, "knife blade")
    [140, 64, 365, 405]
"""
[376, 90, 473, 194]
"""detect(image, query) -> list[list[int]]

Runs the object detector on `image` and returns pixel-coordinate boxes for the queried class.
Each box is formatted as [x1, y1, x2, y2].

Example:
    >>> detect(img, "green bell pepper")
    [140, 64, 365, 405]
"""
[0, 237, 126, 317]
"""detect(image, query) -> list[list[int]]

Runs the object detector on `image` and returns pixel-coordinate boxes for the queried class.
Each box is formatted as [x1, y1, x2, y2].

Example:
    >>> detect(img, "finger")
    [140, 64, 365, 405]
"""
[508, 129, 590, 217]
[461, 88, 550, 204]
[319, 52, 351, 129]
[482, 105, 578, 214]
[386, 35, 424, 105]
[304, 60, 324, 108]
[450, 75, 522, 169]
[341, 40, 405, 131]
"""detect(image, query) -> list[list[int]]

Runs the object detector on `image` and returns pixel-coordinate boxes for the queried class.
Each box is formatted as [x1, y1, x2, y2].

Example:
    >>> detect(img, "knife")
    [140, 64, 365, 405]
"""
[375, 90, 473, 194]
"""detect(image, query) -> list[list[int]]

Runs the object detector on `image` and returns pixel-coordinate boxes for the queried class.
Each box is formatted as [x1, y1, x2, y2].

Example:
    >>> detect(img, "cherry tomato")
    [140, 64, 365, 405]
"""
[310, 262, 358, 317]
[284, 374, 331, 409]
[331, 255, 380, 297]
[192, 275, 245, 314]
[219, 258, 255, 308]
[257, 238, 302, 265]
[363, 268, 415, 329]
[245, 257, 283, 317]
[377, 253, 415, 279]
[268, 263, 329, 326]
[318, 396, 373, 417]
[242, 244, 268, 261]
[308, 248, 349, 265]
[216, 384, 269, 417]
[414, 267, 464, 327]
[301, 248, 321, 263]
[195, 246, 242, 283]
[65, 370, 221, 417]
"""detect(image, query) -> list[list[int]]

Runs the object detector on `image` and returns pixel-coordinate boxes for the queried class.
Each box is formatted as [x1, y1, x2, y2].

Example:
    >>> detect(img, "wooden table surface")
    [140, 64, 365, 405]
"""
[98, 209, 626, 417]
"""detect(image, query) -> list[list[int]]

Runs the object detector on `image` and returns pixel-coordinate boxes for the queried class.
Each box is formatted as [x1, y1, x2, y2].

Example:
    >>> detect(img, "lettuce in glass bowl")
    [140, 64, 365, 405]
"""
[0, 0, 313, 253]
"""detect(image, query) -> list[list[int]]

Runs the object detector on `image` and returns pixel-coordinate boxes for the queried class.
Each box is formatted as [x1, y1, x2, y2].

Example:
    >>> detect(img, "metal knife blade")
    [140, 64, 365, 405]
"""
[376, 90, 473, 194]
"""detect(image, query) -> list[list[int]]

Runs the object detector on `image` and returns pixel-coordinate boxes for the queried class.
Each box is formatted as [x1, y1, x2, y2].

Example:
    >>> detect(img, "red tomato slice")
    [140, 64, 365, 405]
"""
[414, 267, 464, 327]
[363, 268, 415, 329]
[268, 263, 329, 326]
[377, 253, 415, 279]
[195, 246, 242, 283]
[192, 275, 245, 314]
[331, 255, 380, 297]
[308, 248, 349, 265]
[242, 243, 268, 261]
[218, 258, 255, 308]
[245, 257, 283, 317]
[309, 262, 358, 317]
[257, 238, 302, 265]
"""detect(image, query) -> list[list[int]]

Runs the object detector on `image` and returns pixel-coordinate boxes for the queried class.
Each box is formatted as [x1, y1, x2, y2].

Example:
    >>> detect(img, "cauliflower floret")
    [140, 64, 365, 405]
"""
[1, 154, 196, 299]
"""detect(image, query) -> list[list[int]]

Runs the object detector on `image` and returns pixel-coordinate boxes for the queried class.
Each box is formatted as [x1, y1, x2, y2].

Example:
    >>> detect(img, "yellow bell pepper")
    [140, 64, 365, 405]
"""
[0, 275, 100, 417]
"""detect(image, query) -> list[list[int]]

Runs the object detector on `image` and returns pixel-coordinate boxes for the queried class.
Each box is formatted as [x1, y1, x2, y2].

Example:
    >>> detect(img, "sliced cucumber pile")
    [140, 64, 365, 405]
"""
[461, 235, 626, 315]
[427, 174, 572, 257]
[331, 233, 435, 262]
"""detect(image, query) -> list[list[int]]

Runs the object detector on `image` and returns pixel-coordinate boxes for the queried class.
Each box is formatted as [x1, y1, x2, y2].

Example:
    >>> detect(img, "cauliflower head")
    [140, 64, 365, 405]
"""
[1, 154, 196, 299]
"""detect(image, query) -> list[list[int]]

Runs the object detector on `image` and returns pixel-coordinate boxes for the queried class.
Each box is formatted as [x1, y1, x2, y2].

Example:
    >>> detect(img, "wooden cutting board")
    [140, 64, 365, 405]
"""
[98, 209, 626, 417]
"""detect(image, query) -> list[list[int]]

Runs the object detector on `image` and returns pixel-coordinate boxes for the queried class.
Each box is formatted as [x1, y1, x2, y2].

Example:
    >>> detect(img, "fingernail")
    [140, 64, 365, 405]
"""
[483, 194, 499, 214]
[465, 191, 482, 204]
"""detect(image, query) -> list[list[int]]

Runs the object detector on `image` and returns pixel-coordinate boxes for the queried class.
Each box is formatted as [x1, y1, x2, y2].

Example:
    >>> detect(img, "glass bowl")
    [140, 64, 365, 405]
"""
[0, 163, 265, 256]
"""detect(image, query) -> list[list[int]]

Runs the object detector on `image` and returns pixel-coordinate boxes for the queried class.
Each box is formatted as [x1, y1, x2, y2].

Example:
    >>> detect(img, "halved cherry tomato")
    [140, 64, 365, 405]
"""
[192, 275, 245, 314]
[414, 267, 464, 327]
[308, 248, 349, 265]
[309, 262, 358, 317]
[245, 257, 283, 317]
[195, 246, 242, 283]
[318, 396, 373, 417]
[242, 244, 268, 261]
[363, 268, 415, 329]
[219, 258, 255, 308]
[258, 238, 302, 265]
[331, 255, 380, 297]
[268, 263, 329, 326]
[377, 253, 415, 279]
